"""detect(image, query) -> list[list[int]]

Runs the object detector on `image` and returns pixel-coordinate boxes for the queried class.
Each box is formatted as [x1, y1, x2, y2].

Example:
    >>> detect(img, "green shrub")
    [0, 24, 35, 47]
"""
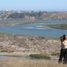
[51, 52, 60, 56]
[29, 54, 51, 60]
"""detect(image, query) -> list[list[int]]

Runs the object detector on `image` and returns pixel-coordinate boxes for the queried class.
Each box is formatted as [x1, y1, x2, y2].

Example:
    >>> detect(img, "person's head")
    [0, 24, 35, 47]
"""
[63, 34, 66, 41]
[60, 34, 66, 42]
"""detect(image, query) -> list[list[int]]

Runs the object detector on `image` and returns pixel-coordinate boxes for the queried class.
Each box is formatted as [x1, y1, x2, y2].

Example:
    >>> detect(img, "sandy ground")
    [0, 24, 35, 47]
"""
[0, 58, 67, 67]
[0, 52, 67, 67]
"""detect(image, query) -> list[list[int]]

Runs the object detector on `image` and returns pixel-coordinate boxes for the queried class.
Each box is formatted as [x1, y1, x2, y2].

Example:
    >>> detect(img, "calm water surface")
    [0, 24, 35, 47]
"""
[0, 20, 67, 38]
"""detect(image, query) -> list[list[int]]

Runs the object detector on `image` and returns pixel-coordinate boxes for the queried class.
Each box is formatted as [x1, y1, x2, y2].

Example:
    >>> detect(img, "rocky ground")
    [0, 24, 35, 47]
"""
[0, 34, 61, 54]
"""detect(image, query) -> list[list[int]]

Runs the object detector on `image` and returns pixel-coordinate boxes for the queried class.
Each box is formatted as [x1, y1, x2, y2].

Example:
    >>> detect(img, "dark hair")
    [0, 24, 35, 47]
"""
[60, 35, 66, 42]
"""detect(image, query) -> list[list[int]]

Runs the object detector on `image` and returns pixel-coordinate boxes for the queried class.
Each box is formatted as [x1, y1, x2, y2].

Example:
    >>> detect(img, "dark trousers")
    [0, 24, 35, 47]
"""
[58, 49, 65, 62]
[63, 49, 67, 64]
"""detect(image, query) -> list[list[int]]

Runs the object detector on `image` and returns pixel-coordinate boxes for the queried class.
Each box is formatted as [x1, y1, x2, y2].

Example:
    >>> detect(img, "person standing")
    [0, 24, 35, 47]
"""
[58, 35, 66, 63]
[62, 36, 67, 64]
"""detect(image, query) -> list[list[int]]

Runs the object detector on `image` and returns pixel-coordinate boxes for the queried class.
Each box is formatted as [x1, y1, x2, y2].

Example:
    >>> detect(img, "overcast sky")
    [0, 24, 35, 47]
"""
[0, 0, 67, 11]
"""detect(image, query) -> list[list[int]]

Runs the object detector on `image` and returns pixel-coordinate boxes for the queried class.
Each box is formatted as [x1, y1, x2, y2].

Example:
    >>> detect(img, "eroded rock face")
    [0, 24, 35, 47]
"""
[0, 34, 61, 53]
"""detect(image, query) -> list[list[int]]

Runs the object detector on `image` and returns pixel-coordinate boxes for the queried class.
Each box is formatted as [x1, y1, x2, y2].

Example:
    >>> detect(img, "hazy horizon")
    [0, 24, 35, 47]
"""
[0, 0, 67, 11]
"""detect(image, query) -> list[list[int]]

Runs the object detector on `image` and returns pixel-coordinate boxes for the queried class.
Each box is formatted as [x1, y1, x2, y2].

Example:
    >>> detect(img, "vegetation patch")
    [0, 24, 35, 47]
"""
[29, 54, 51, 60]
[0, 52, 23, 57]
[48, 24, 67, 30]
[3, 54, 22, 57]
[51, 52, 60, 56]
[0, 49, 14, 53]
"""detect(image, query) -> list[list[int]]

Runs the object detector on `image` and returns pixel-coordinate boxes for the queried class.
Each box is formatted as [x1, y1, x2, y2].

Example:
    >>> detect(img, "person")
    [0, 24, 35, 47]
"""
[62, 36, 67, 64]
[58, 35, 66, 63]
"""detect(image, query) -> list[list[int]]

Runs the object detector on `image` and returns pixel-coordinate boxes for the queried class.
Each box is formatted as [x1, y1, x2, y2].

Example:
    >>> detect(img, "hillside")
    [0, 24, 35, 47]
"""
[0, 34, 60, 54]
[0, 11, 67, 20]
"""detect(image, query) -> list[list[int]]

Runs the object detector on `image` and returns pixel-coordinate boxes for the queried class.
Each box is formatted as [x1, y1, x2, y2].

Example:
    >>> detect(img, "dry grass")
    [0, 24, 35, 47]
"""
[0, 58, 67, 67]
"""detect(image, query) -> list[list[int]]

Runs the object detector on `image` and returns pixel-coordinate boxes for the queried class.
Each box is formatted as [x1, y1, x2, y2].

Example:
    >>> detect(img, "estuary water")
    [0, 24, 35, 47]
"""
[0, 20, 67, 38]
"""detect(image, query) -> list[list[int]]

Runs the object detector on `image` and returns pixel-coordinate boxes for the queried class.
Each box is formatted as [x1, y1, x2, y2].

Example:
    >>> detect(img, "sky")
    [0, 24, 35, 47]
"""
[0, 0, 67, 11]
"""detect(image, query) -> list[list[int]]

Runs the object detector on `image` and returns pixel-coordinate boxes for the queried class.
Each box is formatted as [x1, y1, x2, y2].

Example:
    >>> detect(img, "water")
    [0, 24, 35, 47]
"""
[0, 20, 67, 38]
[0, 20, 67, 60]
